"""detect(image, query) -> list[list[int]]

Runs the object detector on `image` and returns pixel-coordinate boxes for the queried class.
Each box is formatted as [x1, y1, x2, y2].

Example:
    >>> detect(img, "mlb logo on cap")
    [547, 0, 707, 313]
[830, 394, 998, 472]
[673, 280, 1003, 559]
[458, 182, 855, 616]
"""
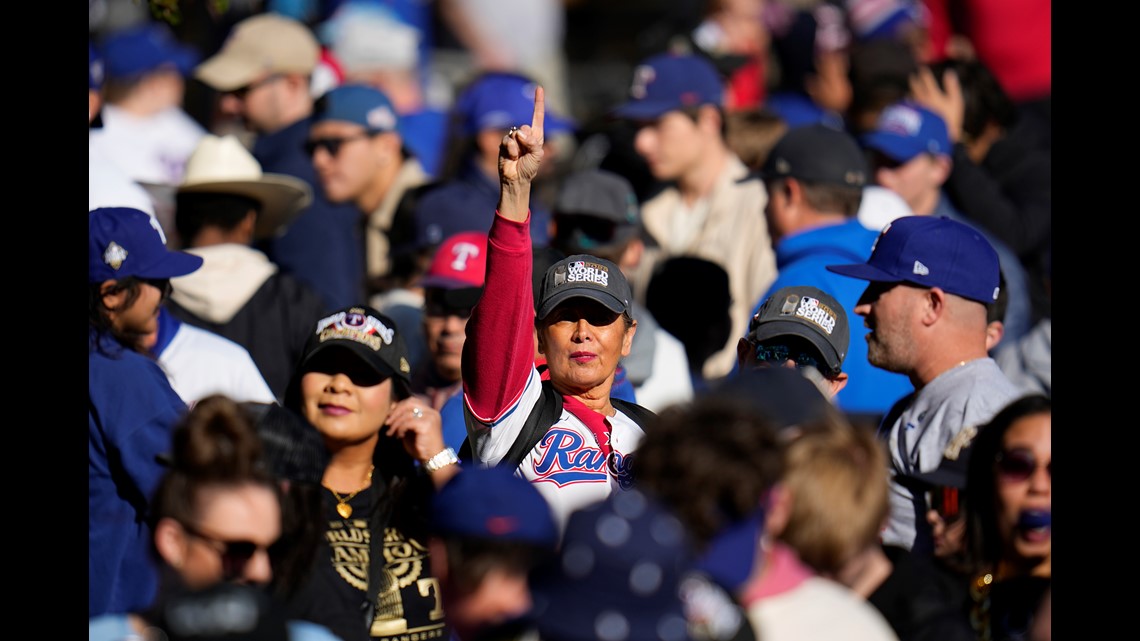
[611, 53, 724, 121]
[825, 215, 1001, 304]
[859, 101, 951, 163]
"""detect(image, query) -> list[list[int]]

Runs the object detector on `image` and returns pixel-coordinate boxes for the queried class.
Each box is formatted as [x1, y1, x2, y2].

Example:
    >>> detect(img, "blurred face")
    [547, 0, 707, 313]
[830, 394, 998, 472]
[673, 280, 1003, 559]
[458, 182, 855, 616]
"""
[853, 281, 925, 374]
[309, 120, 392, 205]
[176, 484, 281, 589]
[994, 411, 1051, 569]
[429, 540, 532, 641]
[632, 110, 708, 181]
[218, 72, 288, 134]
[104, 278, 170, 339]
[870, 151, 943, 214]
[300, 347, 398, 450]
[423, 292, 473, 383]
[537, 299, 635, 396]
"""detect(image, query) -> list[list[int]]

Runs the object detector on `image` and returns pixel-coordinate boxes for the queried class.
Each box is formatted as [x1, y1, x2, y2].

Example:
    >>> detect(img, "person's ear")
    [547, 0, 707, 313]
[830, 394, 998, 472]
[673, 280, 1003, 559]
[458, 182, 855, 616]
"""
[154, 517, 188, 569]
[696, 104, 723, 134]
[763, 483, 792, 539]
[621, 319, 637, 357]
[931, 154, 952, 184]
[828, 371, 849, 397]
[100, 279, 126, 310]
[921, 286, 946, 326]
[621, 237, 644, 271]
[985, 320, 1005, 352]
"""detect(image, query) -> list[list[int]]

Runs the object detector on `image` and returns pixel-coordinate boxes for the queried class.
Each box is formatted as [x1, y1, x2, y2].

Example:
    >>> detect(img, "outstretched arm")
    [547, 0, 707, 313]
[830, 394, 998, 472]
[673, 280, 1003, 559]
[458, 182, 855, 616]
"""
[497, 85, 545, 223]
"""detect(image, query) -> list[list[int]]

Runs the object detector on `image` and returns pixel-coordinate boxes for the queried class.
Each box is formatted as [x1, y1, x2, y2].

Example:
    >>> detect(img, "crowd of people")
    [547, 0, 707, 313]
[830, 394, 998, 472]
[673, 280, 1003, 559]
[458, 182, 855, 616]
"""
[89, 2, 1050, 640]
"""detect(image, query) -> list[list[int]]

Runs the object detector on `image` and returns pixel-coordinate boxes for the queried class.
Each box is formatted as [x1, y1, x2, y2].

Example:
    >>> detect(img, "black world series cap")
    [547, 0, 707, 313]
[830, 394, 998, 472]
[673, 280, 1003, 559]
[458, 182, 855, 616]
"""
[536, 255, 632, 321]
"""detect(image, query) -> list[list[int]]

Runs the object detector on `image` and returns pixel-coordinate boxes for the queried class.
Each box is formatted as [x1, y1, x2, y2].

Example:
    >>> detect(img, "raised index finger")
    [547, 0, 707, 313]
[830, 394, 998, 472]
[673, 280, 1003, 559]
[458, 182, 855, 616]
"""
[531, 85, 545, 135]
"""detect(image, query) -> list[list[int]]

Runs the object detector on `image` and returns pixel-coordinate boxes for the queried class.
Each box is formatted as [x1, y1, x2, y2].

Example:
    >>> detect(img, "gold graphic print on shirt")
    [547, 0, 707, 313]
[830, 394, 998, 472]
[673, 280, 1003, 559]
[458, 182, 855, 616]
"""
[328, 518, 370, 590]
[371, 527, 446, 640]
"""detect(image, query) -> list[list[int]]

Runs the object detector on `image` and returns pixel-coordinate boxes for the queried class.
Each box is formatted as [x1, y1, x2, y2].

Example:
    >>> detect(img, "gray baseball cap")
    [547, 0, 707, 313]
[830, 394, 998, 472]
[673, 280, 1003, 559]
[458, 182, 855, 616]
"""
[553, 170, 641, 254]
[536, 255, 632, 321]
[747, 285, 850, 374]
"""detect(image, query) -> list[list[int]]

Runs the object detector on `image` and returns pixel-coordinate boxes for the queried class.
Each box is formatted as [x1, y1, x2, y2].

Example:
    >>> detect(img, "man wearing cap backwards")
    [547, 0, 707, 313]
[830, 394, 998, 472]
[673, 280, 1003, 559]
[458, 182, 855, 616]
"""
[165, 134, 328, 400]
[611, 52, 777, 382]
[826, 215, 1020, 555]
[89, 207, 203, 617]
[749, 124, 913, 421]
[194, 13, 365, 310]
[462, 86, 652, 532]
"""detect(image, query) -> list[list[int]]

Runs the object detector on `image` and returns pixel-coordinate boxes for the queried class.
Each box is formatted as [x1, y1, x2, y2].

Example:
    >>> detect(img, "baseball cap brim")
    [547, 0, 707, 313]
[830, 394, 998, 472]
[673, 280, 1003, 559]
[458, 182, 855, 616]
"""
[611, 100, 675, 121]
[194, 53, 262, 92]
[422, 285, 483, 309]
[749, 321, 843, 374]
[825, 261, 905, 283]
[859, 132, 919, 163]
[536, 288, 627, 321]
[136, 251, 204, 280]
[298, 341, 405, 383]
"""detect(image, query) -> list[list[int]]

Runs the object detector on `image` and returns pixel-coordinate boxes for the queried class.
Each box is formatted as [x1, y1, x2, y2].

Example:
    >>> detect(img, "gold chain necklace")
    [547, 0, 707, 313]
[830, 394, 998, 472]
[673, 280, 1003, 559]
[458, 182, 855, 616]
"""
[325, 465, 374, 518]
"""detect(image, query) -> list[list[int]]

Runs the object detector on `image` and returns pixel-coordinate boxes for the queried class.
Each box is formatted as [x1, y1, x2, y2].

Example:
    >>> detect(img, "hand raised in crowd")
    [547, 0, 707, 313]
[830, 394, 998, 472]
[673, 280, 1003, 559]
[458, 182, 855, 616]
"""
[909, 66, 965, 143]
[497, 85, 546, 221]
[384, 397, 456, 484]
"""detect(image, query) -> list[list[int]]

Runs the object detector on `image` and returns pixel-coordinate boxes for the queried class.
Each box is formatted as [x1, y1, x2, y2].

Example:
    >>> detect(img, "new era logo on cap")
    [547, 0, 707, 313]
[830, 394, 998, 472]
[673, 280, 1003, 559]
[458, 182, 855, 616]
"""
[825, 215, 1001, 304]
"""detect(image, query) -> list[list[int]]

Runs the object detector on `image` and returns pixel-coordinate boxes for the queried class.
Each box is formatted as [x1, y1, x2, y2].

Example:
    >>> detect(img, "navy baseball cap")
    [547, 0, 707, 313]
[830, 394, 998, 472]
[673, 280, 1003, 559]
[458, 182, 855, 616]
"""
[431, 467, 558, 546]
[102, 22, 200, 79]
[89, 207, 203, 283]
[826, 215, 1001, 304]
[312, 84, 401, 135]
[455, 72, 574, 138]
[536, 255, 632, 321]
[612, 53, 724, 121]
[860, 101, 951, 163]
[762, 124, 868, 187]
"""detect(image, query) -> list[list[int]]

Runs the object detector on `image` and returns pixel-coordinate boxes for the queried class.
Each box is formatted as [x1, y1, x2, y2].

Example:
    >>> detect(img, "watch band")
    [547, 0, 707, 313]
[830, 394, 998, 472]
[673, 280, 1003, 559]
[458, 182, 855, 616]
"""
[424, 447, 459, 473]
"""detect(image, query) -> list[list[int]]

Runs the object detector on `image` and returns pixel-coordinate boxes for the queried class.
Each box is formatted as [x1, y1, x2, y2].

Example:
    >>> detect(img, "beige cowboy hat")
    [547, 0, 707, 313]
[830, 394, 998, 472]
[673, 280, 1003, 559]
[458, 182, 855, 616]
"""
[176, 134, 312, 239]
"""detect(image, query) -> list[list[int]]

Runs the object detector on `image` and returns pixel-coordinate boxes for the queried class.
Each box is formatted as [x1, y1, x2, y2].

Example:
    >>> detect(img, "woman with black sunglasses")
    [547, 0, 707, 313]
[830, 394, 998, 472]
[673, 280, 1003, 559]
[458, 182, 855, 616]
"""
[961, 394, 1051, 641]
[88, 395, 343, 640]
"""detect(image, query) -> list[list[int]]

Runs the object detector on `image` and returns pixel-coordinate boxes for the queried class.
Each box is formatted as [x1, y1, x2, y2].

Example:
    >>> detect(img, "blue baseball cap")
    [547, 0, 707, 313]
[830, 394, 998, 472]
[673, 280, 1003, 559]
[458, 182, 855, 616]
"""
[455, 72, 574, 138]
[825, 215, 1001, 304]
[312, 84, 401, 135]
[89, 207, 203, 283]
[101, 22, 200, 79]
[859, 101, 951, 163]
[612, 53, 724, 121]
[430, 467, 557, 546]
[89, 41, 104, 90]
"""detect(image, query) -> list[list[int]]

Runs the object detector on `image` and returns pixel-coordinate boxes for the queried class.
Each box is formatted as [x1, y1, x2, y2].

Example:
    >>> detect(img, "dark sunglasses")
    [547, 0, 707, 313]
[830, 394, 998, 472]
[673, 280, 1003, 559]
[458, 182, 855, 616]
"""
[182, 522, 282, 581]
[224, 73, 283, 100]
[304, 132, 375, 158]
[752, 341, 830, 375]
[139, 277, 173, 299]
[424, 300, 474, 320]
[925, 486, 962, 522]
[995, 448, 1051, 483]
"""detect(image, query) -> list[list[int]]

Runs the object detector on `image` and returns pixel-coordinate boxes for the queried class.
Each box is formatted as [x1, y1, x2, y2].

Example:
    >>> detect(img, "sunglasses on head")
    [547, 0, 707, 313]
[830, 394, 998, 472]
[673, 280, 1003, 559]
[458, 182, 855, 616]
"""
[995, 448, 1051, 483]
[182, 522, 282, 582]
[304, 132, 377, 158]
[925, 486, 962, 522]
